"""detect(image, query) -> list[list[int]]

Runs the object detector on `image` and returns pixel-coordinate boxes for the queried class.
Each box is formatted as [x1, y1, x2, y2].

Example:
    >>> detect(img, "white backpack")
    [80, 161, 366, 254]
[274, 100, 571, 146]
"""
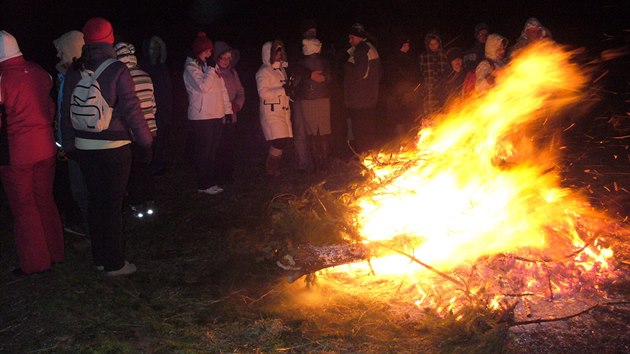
[70, 58, 117, 132]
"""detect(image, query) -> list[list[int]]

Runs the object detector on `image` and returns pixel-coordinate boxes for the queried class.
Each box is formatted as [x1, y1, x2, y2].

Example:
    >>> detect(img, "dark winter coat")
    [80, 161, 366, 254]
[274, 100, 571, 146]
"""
[61, 43, 153, 151]
[295, 53, 331, 100]
[344, 40, 381, 109]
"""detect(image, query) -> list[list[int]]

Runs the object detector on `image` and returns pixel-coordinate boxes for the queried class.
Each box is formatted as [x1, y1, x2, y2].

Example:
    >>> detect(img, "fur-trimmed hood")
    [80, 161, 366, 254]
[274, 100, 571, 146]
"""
[485, 33, 507, 61]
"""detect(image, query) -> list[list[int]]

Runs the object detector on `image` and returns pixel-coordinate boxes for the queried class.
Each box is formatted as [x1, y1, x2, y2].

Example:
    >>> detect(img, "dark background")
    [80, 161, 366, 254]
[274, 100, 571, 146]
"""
[1, 0, 628, 131]
[2, 0, 628, 72]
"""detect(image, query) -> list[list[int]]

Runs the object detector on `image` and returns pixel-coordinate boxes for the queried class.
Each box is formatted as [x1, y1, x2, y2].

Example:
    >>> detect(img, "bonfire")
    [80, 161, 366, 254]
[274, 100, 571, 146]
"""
[273, 40, 626, 327]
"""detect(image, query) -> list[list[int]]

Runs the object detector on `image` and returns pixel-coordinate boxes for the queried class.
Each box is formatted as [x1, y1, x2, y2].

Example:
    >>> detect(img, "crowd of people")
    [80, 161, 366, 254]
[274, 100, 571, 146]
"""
[0, 16, 553, 276]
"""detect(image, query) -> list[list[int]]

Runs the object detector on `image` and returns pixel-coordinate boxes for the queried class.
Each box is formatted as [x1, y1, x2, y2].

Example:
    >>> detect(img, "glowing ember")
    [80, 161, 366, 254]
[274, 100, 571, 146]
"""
[320, 40, 617, 313]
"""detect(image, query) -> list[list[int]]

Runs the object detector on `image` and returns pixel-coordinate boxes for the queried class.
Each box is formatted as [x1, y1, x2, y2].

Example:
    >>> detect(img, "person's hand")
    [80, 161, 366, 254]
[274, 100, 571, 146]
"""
[231, 103, 240, 113]
[223, 114, 233, 125]
[310, 70, 325, 83]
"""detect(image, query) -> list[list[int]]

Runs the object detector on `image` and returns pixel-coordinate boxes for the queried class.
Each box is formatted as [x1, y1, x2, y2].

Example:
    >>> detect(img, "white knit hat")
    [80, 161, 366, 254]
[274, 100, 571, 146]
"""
[0, 31, 23, 63]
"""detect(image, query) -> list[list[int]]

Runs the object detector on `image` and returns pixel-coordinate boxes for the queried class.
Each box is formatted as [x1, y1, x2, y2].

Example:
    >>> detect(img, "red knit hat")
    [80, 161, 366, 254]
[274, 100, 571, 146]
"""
[192, 32, 213, 55]
[82, 17, 114, 44]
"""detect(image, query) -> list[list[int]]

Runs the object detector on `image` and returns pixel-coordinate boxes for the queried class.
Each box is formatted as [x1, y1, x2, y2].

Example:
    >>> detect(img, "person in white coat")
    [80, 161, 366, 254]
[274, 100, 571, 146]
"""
[183, 32, 233, 195]
[474, 33, 508, 93]
[255, 40, 293, 176]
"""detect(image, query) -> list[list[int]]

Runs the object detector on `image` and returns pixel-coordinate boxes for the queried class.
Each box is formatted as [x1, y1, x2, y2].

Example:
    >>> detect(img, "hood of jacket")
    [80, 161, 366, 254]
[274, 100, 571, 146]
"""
[0, 30, 22, 63]
[114, 42, 138, 68]
[485, 33, 507, 61]
[53, 30, 84, 73]
[214, 41, 240, 68]
[519, 17, 552, 41]
[261, 40, 287, 67]
[424, 31, 442, 51]
[142, 35, 167, 65]
[261, 41, 272, 65]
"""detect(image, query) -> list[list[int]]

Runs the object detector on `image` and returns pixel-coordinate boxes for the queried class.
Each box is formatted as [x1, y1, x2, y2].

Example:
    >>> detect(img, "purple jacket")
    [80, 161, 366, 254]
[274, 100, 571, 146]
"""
[61, 43, 152, 151]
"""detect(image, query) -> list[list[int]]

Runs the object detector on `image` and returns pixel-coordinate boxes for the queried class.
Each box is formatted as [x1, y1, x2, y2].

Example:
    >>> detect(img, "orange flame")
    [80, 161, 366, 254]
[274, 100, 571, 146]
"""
[324, 41, 615, 301]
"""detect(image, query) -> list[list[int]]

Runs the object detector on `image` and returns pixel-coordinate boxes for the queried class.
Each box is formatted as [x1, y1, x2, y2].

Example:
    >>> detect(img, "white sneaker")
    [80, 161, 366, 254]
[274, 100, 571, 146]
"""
[197, 185, 224, 195]
[105, 261, 137, 276]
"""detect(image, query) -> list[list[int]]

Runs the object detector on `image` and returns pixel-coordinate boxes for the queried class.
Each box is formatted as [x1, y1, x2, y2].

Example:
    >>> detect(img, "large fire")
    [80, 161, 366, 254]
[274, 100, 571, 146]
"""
[316, 40, 618, 315]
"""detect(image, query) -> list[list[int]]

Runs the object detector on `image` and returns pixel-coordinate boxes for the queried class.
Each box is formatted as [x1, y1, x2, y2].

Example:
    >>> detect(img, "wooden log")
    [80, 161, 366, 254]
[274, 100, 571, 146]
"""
[277, 236, 467, 285]
[277, 243, 369, 283]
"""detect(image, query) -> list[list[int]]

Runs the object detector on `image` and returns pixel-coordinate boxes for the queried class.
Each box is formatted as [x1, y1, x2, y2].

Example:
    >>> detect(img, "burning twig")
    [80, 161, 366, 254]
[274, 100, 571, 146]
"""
[386, 247, 465, 287]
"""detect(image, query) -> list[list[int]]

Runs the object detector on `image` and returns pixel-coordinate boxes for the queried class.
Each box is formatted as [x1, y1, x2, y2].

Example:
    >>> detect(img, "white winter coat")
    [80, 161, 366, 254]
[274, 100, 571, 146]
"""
[183, 57, 232, 120]
[255, 42, 292, 141]
[475, 34, 507, 92]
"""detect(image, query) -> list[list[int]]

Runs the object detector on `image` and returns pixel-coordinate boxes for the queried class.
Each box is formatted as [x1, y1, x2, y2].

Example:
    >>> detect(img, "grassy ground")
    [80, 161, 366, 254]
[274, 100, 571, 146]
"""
[1, 111, 629, 352]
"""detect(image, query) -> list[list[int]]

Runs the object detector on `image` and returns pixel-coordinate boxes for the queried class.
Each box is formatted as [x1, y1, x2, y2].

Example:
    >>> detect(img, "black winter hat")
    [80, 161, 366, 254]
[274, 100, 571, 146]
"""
[300, 19, 317, 35]
[446, 47, 463, 62]
[474, 22, 489, 36]
[348, 23, 368, 38]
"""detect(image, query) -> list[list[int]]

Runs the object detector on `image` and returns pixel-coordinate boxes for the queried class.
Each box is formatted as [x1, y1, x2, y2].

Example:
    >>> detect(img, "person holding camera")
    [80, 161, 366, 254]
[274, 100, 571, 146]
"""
[183, 32, 233, 195]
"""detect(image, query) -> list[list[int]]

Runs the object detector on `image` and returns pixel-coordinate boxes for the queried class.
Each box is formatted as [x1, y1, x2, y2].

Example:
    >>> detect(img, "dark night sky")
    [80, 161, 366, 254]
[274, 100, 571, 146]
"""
[1, 0, 628, 116]
[2, 0, 628, 70]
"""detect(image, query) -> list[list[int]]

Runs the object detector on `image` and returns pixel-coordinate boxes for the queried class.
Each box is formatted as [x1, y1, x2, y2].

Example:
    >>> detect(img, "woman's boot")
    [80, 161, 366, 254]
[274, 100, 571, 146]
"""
[265, 146, 283, 176]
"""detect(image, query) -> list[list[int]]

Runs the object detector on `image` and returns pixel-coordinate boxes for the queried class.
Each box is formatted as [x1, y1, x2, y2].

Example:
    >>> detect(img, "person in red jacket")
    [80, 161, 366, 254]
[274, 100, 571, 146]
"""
[0, 30, 64, 275]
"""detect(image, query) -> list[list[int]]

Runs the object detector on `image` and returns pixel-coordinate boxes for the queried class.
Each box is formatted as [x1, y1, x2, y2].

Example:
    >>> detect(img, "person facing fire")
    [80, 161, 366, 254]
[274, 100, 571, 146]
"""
[385, 34, 417, 137]
[294, 28, 333, 172]
[509, 17, 552, 58]
[437, 47, 467, 106]
[290, 19, 319, 173]
[183, 32, 233, 195]
[0, 30, 64, 275]
[256, 39, 293, 177]
[61, 17, 153, 276]
[53, 30, 90, 238]
[418, 31, 448, 118]
[463, 22, 490, 72]
[114, 41, 157, 218]
[474, 33, 508, 92]
[213, 41, 245, 184]
[344, 23, 381, 153]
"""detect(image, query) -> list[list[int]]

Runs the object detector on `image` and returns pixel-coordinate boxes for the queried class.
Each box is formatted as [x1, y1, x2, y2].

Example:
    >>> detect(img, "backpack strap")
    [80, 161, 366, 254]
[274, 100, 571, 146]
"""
[91, 58, 117, 80]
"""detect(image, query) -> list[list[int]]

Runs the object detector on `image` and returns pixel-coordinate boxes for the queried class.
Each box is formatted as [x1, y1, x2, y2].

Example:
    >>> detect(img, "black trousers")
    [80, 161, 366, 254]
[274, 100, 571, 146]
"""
[78, 145, 131, 271]
[348, 106, 377, 153]
[189, 119, 223, 189]
[215, 122, 236, 184]
[127, 143, 155, 205]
